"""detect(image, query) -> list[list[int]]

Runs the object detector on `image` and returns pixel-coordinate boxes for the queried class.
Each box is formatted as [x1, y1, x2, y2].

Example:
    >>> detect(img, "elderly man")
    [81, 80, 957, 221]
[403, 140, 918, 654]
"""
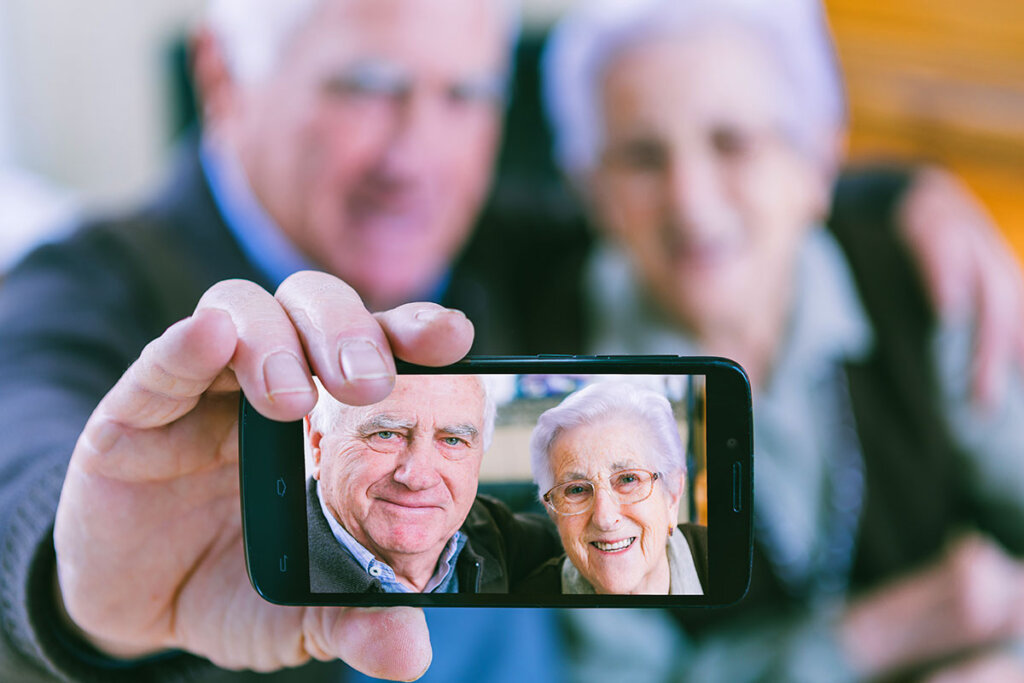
[0, 0, 563, 680]
[305, 375, 557, 594]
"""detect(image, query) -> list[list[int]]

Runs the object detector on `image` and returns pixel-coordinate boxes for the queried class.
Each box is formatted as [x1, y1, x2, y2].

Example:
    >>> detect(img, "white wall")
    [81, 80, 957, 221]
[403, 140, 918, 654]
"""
[0, 2, 14, 165]
[0, 0, 203, 208]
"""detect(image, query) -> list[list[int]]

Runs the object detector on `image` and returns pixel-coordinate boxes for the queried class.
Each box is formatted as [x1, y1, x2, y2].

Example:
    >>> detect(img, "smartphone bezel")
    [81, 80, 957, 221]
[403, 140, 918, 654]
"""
[240, 355, 753, 607]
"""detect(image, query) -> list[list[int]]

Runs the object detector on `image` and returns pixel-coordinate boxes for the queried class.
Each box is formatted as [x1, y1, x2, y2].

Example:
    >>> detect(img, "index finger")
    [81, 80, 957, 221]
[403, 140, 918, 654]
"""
[275, 271, 396, 406]
[274, 271, 474, 407]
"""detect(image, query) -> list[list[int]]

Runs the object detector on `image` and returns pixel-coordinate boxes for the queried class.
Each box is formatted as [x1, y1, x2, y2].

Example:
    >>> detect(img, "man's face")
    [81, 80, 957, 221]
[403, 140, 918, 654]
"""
[311, 375, 486, 569]
[218, 0, 506, 310]
[589, 27, 830, 337]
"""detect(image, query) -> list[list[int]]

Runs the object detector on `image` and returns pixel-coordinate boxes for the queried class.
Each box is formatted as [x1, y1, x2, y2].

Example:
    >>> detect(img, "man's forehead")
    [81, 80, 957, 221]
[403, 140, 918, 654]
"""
[350, 375, 484, 421]
[301, 0, 507, 75]
[391, 374, 484, 405]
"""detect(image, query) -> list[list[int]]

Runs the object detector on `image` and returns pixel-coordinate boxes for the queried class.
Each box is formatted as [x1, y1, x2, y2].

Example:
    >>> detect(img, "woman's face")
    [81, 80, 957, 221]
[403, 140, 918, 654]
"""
[588, 27, 831, 337]
[548, 417, 682, 594]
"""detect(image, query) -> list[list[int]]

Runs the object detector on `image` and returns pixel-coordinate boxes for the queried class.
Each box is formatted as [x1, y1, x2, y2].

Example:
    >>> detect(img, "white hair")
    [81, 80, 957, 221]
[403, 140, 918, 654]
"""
[529, 381, 687, 503]
[542, 0, 846, 179]
[305, 375, 497, 470]
[205, 0, 523, 86]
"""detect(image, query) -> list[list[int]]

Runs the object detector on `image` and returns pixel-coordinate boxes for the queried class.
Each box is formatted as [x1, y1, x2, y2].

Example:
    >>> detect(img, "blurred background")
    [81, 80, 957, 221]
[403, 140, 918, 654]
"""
[1, 0, 1022, 267]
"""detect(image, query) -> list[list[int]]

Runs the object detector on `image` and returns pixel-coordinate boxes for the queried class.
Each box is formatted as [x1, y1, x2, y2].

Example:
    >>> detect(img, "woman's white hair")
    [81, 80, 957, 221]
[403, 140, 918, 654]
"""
[529, 381, 687, 503]
[541, 0, 846, 179]
[206, 0, 522, 86]
[305, 375, 497, 471]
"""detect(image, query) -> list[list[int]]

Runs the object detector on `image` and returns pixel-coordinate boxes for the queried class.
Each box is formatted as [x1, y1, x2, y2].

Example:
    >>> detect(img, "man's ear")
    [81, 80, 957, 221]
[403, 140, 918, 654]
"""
[304, 415, 324, 480]
[190, 27, 238, 131]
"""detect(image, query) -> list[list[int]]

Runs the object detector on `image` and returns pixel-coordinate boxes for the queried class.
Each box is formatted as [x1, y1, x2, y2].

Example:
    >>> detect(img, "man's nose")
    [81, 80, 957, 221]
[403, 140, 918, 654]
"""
[392, 437, 442, 491]
[589, 487, 622, 531]
[377, 89, 448, 179]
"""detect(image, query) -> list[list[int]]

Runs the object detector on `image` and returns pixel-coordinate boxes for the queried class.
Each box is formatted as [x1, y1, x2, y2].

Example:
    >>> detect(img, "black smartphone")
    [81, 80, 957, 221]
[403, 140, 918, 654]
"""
[239, 355, 753, 607]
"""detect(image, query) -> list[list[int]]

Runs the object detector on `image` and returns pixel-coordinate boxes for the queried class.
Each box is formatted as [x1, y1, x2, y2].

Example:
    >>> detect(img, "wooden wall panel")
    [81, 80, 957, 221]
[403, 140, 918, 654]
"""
[824, 0, 1024, 259]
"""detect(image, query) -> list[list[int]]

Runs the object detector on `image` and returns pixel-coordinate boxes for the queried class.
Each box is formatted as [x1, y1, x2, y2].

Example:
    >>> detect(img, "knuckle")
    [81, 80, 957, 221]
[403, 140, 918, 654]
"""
[137, 355, 200, 397]
[200, 278, 269, 309]
[275, 273, 378, 341]
[275, 270, 358, 303]
[301, 607, 336, 661]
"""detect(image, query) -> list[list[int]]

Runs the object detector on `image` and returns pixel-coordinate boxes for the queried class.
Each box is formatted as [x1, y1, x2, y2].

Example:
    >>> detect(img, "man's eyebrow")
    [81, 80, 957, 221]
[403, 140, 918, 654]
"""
[323, 58, 410, 95]
[356, 414, 416, 435]
[439, 423, 479, 440]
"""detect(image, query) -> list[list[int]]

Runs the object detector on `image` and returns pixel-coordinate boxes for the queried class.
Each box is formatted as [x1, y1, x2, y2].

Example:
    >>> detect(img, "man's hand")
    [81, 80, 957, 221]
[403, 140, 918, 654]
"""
[53, 271, 473, 680]
[839, 534, 1024, 679]
[899, 167, 1024, 405]
[921, 649, 1024, 683]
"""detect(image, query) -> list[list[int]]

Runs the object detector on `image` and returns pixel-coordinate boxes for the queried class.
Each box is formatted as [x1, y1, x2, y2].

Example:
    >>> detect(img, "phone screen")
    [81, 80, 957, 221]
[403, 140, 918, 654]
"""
[240, 356, 752, 607]
[305, 372, 708, 596]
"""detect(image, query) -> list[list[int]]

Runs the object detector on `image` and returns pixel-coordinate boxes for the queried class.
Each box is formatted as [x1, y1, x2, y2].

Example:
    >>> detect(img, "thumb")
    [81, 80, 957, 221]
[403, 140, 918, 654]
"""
[304, 606, 432, 681]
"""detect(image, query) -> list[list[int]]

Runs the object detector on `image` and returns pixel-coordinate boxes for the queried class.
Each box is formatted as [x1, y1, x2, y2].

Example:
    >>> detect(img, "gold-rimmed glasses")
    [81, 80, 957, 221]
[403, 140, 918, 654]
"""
[543, 469, 660, 516]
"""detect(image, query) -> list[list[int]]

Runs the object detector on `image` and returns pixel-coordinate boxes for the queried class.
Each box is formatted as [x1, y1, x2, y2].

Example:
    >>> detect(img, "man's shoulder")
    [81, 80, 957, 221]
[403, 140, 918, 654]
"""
[3, 153, 263, 338]
[1, 214, 193, 361]
[0, 214, 173, 377]
[305, 478, 380, 594]
[7, 210, 161, 291]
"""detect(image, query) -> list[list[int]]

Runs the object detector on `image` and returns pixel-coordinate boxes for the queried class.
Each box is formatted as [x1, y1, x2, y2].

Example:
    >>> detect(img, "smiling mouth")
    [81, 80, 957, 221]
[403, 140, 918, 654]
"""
[591, 537, 636, 553]
[379, 499, 442, 511]
[348, 195, 431, 233]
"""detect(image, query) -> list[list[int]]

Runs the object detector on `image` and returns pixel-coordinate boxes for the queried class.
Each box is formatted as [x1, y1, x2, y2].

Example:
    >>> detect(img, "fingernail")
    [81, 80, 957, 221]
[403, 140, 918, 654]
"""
[339, 339, 391, 382]
[414, 307, 465, 323]
[263, 352, 315, 398]
[414, 307, 442, 323]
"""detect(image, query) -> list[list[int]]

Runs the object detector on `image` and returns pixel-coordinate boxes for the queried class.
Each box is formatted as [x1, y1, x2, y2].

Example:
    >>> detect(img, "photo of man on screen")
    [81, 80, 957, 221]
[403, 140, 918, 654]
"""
[304, 374, 561, 593]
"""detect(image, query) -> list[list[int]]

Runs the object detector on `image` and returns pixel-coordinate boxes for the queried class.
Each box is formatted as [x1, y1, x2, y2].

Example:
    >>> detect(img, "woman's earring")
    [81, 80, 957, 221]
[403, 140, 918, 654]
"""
[668, 525, 675, 536]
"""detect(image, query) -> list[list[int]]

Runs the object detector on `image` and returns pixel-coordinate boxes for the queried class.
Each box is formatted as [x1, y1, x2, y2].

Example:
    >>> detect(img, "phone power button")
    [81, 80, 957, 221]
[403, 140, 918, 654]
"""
[731, 462, 743, 512]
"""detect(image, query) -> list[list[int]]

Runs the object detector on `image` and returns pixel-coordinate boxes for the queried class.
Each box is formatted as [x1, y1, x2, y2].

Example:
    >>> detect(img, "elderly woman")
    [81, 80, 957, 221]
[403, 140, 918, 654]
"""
[519, 381, 706, 595]
[542, 0, 1024, 680]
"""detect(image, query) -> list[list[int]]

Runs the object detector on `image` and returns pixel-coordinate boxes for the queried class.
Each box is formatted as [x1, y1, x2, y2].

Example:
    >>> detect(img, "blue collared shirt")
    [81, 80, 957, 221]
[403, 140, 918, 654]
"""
[199, 136, 451, 302]
[199, 138, 314, 290]
[316, 480, 467, 593]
